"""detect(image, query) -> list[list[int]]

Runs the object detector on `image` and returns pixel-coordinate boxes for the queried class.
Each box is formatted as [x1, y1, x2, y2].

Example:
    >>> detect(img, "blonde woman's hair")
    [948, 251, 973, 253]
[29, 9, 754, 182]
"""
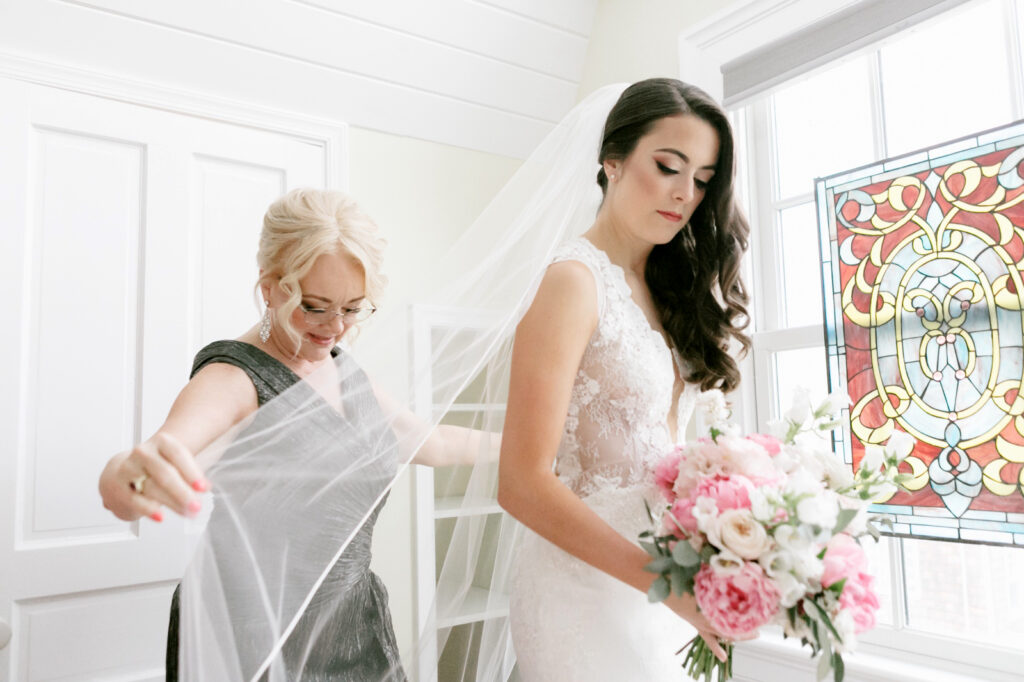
[256, 188, 387, 350]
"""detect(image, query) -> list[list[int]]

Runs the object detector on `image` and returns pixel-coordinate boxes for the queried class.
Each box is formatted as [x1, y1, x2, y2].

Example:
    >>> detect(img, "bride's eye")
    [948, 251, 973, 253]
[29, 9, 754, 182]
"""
[656, 161, 679, 175]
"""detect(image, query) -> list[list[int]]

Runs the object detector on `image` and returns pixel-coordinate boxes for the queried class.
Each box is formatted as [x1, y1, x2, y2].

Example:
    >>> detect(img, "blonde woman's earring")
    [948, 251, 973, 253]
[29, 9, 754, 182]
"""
[259, 307, 272, 343]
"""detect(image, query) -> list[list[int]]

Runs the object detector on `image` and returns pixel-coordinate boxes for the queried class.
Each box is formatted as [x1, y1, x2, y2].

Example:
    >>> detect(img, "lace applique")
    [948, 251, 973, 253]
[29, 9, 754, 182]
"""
[550, 238, 701, 499]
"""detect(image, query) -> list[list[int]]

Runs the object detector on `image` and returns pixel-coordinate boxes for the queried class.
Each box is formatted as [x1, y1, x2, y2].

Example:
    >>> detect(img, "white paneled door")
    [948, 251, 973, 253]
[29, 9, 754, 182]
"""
[0, 77, 335, 681]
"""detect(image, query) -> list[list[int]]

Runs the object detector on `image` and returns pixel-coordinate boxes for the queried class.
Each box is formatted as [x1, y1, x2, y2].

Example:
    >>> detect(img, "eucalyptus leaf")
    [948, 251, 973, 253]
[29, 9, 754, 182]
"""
[815, 647, 831, 679]
[645, 556, 675, 573]
[833, 652, 845, 682]
[833, 508, 858, 534]
[647, 575, 670, 603]
[817, 649, 832, 681]
[639, 540, 658, 556]
[672, 540, 701, 567]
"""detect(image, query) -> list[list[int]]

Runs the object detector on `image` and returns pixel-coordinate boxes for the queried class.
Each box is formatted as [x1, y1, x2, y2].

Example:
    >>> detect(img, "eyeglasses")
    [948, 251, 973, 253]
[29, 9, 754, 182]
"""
[299, 302, 377, 325]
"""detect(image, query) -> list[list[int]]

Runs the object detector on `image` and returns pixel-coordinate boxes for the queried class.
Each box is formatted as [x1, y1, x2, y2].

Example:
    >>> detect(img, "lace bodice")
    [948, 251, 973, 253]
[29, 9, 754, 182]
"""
[552, 238, 699, 498]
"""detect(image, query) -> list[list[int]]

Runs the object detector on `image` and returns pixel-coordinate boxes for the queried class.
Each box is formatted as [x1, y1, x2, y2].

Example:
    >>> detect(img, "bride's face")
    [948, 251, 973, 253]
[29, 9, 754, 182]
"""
[604, 113, 720, 244]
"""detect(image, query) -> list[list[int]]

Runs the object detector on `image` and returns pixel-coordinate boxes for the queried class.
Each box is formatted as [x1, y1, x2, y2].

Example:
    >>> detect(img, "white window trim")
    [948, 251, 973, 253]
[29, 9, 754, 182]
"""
[681, 1, 1024, 679]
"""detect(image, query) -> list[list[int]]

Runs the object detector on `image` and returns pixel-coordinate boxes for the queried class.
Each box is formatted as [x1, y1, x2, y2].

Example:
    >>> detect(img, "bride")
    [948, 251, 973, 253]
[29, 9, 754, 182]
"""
[497, 78, 752, 680]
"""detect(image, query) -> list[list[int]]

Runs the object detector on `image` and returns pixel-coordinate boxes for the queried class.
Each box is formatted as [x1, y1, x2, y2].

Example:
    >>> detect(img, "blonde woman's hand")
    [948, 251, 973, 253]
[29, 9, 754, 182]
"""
[98, 432, 208, 522]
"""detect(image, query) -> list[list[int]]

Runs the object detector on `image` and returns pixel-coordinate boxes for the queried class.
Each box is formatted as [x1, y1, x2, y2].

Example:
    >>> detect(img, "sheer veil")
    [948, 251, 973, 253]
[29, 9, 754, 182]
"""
[177, 83, 627, 681]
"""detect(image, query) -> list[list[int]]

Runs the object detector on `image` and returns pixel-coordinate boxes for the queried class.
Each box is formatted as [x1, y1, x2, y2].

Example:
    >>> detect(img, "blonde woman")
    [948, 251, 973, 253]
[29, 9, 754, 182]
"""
[99, 188, 472, 680]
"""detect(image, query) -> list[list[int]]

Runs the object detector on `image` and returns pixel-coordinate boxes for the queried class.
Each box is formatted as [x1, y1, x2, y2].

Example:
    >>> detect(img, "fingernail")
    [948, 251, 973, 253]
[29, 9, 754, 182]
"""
[187, 499, 202, 515]
[149, 511, 164, 522]
[192, 478, 209, 492]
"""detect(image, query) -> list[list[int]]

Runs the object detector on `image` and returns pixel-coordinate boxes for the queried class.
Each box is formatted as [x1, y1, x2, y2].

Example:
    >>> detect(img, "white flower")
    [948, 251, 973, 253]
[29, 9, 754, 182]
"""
[785, 386, 813, 425]
[709, 548, 745, 575]
[821, 451, 854, 489]
[774, 524, 811, 553]
[783, 613, 813, 640]
[859, 446, 883, 474]
[774, 571, 807, 608]
[717, 508, 771, 559]
[791, 549, 824, 585]
[816, 390, 851, 420]
[692, 496, 720, 537]
[833, 610, 858, 654]
[758, 548, 793, 578]
[750, 488, 779, 523]
[696, 389, 731, 429]
[885, 430, 915, 463]
[797, 493, 839, 529]
[785, 467, 823, 498]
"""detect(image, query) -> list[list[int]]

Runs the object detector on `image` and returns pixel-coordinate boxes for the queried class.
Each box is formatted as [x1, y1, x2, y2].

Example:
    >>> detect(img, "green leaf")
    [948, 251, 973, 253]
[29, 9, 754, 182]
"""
[639, 540, 659, 556]
[672, 540, 701, 567]
[644, 556, 675, 573]
[807, 599, 843, 643]
[833, 652, 845, 682]
[647, 575, 670, 603]
[670, 564, 686, 595]
[816, 649, 833, 681]
[827, 577, 847, 595]
[833, 508, 858, 534]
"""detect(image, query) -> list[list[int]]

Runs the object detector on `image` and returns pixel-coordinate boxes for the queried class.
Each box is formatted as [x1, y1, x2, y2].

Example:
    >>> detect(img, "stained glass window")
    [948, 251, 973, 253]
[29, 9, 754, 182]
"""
[817, 120, 1024, 547]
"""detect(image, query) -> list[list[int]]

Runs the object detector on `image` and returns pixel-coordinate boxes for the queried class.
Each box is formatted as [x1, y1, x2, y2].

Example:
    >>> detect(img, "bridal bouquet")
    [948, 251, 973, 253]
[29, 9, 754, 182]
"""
[641, 389, 913, 682]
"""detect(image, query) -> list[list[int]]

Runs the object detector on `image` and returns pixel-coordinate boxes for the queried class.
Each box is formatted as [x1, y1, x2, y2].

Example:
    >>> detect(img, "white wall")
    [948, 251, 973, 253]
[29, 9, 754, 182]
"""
[352, 128, 520, 660]
[577, 0, 746, 99]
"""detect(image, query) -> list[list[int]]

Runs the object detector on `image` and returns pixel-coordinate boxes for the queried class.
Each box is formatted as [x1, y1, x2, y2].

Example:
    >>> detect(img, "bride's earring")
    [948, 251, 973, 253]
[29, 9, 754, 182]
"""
[259, 305, 272, 343]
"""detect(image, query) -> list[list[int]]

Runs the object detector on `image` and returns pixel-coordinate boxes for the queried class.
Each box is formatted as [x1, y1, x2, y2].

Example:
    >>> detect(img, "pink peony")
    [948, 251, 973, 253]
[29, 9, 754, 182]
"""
[654, 448, 683, 501]
[747, 433, 782, 456]
[838, 571, 880, 634]
[694, 562, 780, 639]
[821, 533, 867, 588]
[662, 497, 699, 538]
[694, 474, 754, 512]
[664, 475, 753, 538]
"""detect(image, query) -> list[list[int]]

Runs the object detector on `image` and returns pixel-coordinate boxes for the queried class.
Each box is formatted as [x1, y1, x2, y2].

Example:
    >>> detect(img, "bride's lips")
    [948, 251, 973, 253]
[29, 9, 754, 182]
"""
[658, 210, 683, 222]
[307, 332, 335, 348]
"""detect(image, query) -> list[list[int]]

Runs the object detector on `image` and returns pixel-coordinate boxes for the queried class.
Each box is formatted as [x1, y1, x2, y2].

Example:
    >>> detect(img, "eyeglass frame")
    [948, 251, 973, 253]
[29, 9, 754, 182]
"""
[298, 301, 377, 325]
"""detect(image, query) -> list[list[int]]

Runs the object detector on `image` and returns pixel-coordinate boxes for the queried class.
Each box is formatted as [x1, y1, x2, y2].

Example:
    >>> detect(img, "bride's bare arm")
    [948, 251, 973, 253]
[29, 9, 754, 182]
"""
[497, 261, 727, 659]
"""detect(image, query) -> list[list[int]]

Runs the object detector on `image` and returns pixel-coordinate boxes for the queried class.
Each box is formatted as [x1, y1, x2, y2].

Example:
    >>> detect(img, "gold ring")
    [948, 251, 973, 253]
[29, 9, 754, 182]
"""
[129, 473, 148, 495]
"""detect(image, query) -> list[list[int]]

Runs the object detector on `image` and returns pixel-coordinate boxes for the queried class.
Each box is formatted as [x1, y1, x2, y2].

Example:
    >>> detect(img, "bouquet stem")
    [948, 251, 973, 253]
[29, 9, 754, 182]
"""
[678, 636, 733, 682]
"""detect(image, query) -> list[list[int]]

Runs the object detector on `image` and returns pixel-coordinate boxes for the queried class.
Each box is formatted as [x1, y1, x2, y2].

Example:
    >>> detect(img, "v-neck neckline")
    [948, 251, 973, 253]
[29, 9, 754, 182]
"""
[577, 237, 689, 443]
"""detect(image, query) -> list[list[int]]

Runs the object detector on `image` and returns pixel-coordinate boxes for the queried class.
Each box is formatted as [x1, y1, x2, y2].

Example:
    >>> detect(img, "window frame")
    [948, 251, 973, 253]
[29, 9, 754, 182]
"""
[729, 0, 1024, 675]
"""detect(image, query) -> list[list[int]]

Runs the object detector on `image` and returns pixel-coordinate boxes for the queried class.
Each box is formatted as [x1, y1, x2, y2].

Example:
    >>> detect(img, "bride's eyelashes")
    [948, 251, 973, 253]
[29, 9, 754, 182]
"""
[656, 160, 679, 175]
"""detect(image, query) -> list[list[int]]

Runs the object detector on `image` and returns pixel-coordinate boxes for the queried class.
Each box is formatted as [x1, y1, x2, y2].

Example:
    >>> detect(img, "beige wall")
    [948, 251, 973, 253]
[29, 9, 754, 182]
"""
[350, 126, 520, 661]
[578, 0, 744, 99]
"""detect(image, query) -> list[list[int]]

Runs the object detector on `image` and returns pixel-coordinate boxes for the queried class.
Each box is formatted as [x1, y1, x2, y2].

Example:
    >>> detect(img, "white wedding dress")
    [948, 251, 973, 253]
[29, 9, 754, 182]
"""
[509, 237, 700, 681]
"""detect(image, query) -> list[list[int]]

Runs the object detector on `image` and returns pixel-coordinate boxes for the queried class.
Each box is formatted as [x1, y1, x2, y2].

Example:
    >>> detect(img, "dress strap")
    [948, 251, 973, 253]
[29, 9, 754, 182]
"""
[551, 237, 608, 318]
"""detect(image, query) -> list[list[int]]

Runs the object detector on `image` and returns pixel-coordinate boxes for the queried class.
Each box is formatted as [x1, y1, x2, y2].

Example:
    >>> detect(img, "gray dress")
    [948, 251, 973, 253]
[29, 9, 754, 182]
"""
[167, 340, 406, 681]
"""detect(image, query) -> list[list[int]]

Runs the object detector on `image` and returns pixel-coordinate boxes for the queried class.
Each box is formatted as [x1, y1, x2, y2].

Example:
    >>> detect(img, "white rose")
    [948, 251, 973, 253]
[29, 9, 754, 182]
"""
[717, 508, 771, 560]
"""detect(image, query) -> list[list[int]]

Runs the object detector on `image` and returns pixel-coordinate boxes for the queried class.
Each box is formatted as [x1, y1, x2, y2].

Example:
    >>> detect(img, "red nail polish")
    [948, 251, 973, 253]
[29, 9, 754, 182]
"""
[192, 479, 209, 492]
[149, 511, 163, 522]
[187, 499, 202, 515]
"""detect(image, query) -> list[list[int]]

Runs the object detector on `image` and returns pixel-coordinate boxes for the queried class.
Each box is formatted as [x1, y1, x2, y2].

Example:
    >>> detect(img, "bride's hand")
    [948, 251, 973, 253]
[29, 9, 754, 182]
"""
[662, 592, 730, 662]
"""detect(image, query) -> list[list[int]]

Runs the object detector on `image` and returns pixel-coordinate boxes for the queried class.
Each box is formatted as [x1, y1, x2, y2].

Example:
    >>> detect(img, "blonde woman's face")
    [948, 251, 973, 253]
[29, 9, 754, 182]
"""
[268, 251, 368, 363]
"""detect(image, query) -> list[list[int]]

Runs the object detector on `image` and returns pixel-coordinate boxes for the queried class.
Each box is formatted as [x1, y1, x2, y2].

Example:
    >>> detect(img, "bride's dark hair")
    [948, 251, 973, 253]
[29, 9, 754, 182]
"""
[597, 78, 751, 392]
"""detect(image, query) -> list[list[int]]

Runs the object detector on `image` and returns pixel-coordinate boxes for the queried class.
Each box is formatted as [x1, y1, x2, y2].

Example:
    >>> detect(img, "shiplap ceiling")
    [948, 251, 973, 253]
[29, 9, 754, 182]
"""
[0, 0, 599, 158]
